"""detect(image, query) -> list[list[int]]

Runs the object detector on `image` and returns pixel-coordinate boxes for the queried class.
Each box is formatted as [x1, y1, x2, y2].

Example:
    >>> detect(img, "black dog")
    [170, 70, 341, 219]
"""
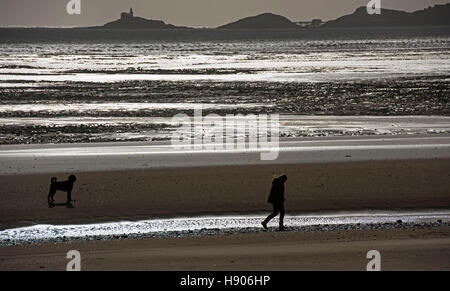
[48, 175, 77, 204]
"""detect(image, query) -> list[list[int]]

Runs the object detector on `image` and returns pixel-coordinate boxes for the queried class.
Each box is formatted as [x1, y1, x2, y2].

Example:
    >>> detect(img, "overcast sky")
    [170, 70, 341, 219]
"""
[0, 0, 448, 28]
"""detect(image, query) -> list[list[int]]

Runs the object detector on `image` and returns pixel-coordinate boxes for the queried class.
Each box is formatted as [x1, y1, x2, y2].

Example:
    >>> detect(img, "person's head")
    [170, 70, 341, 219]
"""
[274, 174, 287, 183]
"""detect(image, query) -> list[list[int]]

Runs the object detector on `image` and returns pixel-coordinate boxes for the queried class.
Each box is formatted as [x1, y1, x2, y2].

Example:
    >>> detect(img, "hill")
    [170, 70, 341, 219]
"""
[218, 13, 298, 29]
[324, 4, 450, 28]
[101, 17, 184, 29]
[411, 4, 450, 26]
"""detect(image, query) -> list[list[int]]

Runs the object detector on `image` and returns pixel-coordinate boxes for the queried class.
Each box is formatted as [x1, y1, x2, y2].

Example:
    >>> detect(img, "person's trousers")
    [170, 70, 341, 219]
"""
[263, 202, 285, 227]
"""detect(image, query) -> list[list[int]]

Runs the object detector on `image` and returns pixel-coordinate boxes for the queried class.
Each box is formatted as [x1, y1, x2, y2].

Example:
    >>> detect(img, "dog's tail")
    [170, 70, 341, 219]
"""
[51, 177, 57, 184]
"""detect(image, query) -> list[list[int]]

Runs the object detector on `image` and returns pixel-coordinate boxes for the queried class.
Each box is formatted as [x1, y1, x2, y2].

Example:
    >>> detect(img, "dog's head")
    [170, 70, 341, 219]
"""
[68, 175, 77, 182]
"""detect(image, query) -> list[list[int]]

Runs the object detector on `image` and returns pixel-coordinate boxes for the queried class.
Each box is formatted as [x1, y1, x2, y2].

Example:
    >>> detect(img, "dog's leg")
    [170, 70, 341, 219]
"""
[48, 189, 55, 203]
[67, 190, 72, 203]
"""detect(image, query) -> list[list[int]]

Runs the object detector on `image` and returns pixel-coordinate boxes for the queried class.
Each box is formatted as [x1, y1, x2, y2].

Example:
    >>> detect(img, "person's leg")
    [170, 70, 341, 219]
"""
[278, 203, 285, 230]
[262, 203, 279, 228]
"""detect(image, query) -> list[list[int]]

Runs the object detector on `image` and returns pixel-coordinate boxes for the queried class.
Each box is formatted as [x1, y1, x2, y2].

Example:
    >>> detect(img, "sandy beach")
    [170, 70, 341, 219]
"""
[0, 135, 449, 270]
[1, 226, 448, 271]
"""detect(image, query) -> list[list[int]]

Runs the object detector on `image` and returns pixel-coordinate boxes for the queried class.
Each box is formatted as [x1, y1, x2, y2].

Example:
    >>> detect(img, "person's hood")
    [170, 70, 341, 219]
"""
[272, 177, 282, 184]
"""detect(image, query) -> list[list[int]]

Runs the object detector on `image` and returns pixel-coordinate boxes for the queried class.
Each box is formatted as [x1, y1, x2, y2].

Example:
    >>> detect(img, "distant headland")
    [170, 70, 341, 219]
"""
[88, 8, 187, 29]
[0, 4, 449, 32]
[217, 13, 298, 29]
[85, 4, 450, 30]
[323, 4, 450, 28]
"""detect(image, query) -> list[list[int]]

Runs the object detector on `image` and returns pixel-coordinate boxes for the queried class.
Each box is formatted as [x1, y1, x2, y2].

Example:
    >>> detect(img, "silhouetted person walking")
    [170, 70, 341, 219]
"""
[262, 174, 287, 231]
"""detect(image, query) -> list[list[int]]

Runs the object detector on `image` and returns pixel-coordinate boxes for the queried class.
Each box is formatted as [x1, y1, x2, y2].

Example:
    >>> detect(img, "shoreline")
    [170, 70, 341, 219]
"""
[1, 210, 448, 247]
[1, 115, 449, 146]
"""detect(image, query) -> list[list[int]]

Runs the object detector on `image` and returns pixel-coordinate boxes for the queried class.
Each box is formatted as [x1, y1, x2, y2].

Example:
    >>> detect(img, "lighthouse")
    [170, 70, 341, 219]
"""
[121, 8, 134, 20]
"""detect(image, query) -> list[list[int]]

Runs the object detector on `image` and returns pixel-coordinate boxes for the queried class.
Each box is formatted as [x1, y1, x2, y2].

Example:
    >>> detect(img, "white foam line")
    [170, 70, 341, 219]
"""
[1, 210, 448, 245]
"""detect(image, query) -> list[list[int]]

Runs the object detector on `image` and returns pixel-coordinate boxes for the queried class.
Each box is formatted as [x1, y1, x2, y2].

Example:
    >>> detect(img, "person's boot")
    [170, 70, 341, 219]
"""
[261, 221, 268, 230]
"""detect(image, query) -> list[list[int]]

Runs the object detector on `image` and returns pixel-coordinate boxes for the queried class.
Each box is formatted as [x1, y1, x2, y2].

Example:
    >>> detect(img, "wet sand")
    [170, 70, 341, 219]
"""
[1, 227, 448, 271]
[1, 77, 449, 144]
[1, 135, 449, 175]
[0, 159, 449, 230]
[1, 143, 449, 270]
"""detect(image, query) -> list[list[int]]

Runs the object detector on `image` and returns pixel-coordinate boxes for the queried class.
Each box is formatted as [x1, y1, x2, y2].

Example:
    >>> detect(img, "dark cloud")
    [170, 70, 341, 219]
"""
[0, 0, 448, 27]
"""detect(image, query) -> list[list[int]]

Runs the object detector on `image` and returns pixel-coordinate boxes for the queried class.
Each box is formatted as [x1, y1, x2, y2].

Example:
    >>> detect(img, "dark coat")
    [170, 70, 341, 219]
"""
[267, 177, 285, 204]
